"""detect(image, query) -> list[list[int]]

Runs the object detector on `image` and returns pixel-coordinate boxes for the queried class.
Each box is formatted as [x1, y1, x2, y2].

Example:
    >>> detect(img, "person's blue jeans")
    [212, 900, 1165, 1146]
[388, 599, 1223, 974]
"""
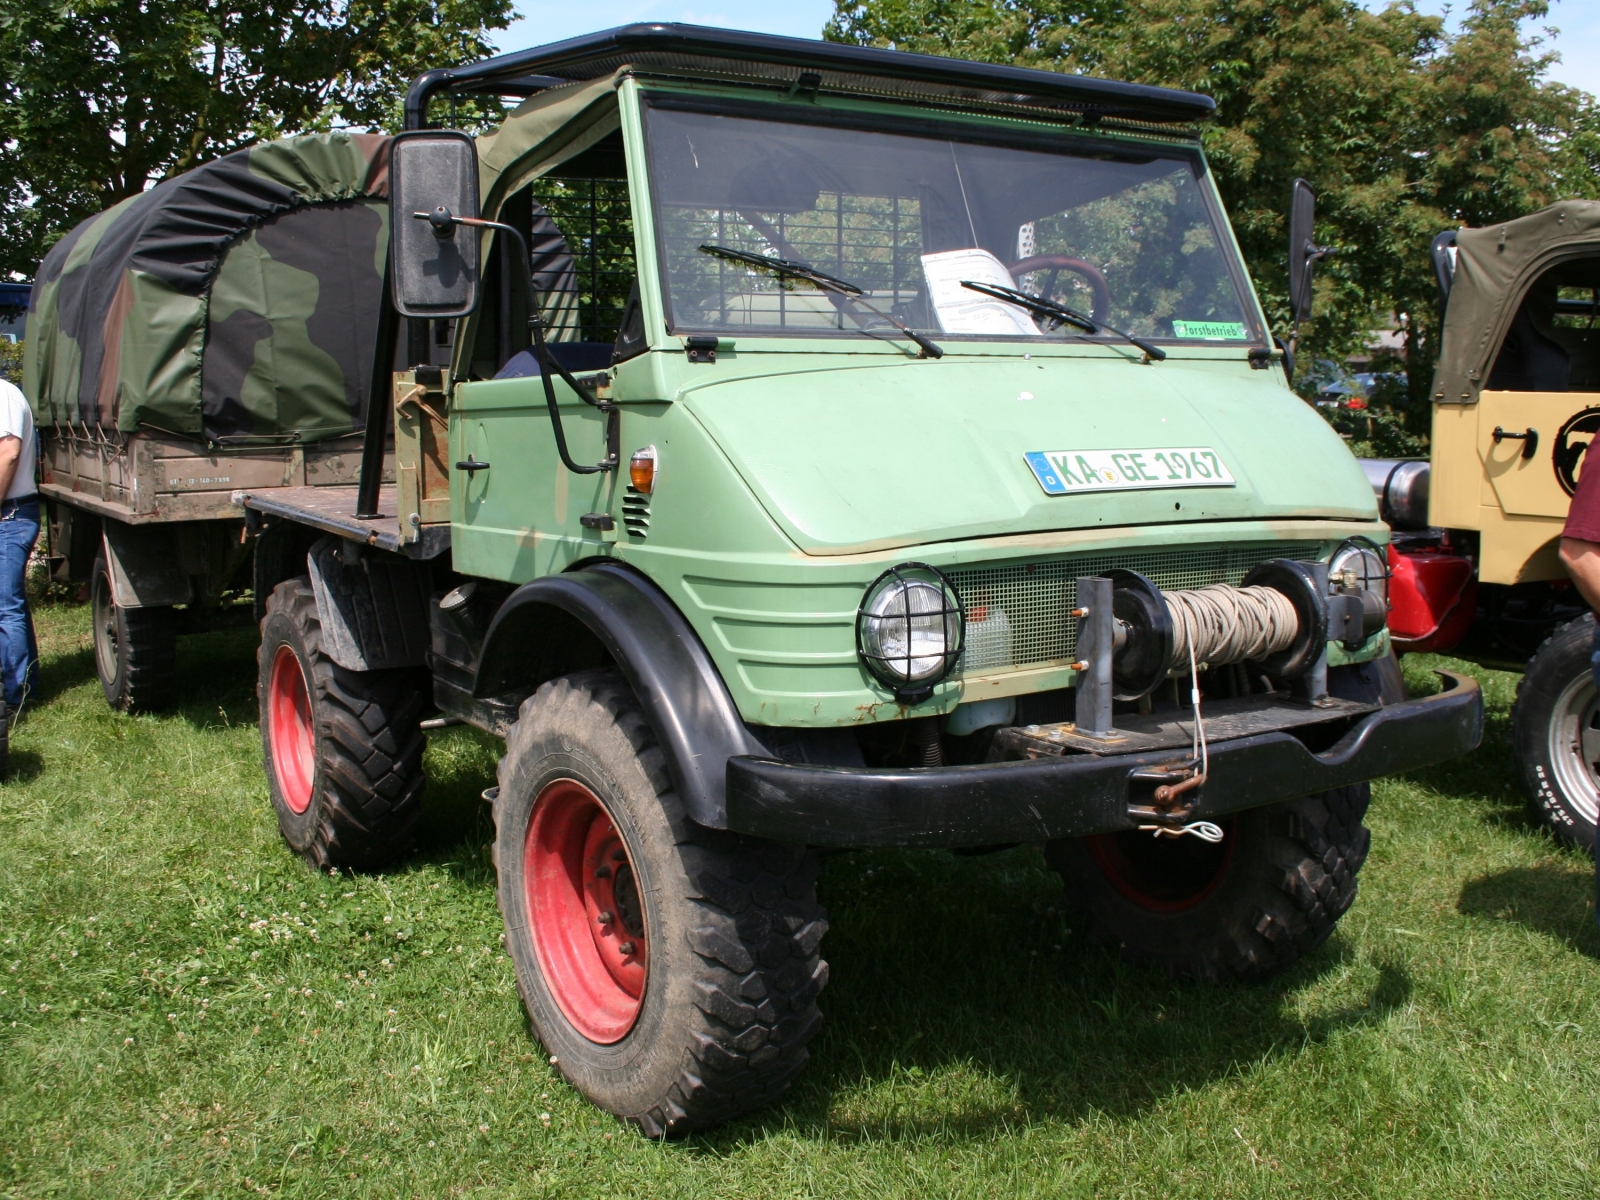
[0, 499, 40, 712]
[1592, 621, 1600, 937]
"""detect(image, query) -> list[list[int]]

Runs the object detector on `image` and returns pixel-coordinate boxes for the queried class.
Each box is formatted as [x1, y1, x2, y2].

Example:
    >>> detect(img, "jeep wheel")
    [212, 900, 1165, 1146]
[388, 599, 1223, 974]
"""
[257, 577, 427, 869]
[494, 668, 827, 1136]
[1047, 785, 1372, 982]
[1512, 613, 1599, 851]
[90, 551, 176, 713]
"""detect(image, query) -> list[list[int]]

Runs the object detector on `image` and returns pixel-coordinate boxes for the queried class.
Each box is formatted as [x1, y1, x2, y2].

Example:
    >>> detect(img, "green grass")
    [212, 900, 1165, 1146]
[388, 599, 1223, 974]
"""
[0, 593, 1596, 1198]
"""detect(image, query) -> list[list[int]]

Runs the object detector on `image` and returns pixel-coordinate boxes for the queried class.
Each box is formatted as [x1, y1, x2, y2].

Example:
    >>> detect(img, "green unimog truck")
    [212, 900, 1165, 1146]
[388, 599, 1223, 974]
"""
[230, 25, 1482, 1135]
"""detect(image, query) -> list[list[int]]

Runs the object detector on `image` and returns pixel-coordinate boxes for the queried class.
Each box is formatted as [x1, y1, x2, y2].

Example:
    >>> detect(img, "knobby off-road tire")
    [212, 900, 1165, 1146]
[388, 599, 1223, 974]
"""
[257, 577, 427, 870]
[494, 668, 828, 1137]
[1048, 784, 1372, 982]
[90, 551, 177, 713]
[1512, 612, 1599, 852]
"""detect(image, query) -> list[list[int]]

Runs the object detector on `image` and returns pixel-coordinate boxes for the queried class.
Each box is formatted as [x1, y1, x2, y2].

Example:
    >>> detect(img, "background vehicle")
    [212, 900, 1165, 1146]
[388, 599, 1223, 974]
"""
[1368, 201, 1600, 851]
[23, 134, 398, 712]
[53, 26, 1481, 1135]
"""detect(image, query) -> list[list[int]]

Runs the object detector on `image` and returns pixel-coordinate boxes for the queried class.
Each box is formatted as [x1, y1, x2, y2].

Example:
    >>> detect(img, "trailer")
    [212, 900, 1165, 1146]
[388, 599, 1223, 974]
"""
[23, 132, 400, 710]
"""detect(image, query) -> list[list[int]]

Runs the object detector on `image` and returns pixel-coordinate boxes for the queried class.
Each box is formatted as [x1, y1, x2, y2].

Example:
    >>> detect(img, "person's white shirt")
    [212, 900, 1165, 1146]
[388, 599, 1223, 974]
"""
[0, 380, 36, 501]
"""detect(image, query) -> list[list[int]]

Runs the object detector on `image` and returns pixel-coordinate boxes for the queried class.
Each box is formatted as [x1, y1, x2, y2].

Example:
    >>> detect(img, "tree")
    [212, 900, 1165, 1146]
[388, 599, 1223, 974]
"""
[826, 0, 1600, 430]
[0, 0, 514, 279]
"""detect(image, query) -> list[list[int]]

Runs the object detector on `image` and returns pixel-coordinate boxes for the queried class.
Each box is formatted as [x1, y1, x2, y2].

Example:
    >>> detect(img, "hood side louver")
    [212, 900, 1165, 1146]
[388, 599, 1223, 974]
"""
[622, 486, 650, 538]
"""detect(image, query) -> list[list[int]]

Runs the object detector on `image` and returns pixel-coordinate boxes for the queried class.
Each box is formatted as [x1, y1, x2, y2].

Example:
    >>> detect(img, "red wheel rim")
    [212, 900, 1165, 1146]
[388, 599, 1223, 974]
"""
[1086, 819, 1237, 913]
[524, 779, 647, 1043]
[267, 645, 316, 816]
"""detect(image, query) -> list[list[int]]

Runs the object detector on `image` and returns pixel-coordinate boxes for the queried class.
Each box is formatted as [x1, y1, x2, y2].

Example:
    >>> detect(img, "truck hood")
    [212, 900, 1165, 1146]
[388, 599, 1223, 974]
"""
[681, 355, 1377, 555]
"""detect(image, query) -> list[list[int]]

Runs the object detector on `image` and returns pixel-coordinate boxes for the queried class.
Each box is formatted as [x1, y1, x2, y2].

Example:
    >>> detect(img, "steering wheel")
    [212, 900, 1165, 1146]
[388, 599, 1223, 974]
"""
[1007, 255, 1110, 326]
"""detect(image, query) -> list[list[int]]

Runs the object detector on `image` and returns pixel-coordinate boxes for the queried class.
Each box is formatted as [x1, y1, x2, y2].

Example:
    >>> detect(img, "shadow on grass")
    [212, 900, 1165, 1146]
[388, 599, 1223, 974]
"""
[33, 644, 97, 704]
[684, 846, 1418, 1146]
[404, 726, 499, 885]
[1393, 655, 1548, 839]
[2, 748, 43, 784]
[1458, 862, 1599, 957]
[171, 627, 262, 728]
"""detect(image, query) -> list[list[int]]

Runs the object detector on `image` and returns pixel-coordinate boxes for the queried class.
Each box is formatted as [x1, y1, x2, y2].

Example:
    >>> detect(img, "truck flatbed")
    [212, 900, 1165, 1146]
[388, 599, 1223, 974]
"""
[233, 485, 449, 559]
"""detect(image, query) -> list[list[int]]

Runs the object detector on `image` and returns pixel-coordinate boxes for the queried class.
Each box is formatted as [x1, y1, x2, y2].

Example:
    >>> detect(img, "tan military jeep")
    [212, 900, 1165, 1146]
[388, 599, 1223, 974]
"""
[1373, 200, 1600, 849]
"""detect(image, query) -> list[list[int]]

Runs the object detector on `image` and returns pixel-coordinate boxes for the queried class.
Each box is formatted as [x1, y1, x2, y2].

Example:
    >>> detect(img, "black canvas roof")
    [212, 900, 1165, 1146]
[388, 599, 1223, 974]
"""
[406, 23, 1214, 132]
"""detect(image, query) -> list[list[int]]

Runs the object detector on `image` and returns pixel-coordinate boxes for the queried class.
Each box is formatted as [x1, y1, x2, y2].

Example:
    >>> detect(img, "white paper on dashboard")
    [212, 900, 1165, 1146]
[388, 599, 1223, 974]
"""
[920, 248, 1042, 337]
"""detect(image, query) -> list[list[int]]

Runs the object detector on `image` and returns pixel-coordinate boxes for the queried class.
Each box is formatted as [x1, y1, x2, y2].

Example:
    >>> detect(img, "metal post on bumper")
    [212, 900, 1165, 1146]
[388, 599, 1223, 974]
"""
[1074, 575, 1116, 738]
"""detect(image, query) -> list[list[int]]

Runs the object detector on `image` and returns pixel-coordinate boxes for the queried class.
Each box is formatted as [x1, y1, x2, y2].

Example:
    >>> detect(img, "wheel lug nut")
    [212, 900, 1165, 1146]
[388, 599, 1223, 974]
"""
[597, 911, 613, 925]
[593, 865, 611, 879]
[618, 941, 636, 955]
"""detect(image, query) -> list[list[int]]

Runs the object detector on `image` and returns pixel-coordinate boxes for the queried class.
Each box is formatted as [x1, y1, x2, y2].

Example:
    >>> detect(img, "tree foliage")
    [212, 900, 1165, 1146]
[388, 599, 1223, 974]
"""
[826, 0, 1600, 427]
[0, 0, 514, 279]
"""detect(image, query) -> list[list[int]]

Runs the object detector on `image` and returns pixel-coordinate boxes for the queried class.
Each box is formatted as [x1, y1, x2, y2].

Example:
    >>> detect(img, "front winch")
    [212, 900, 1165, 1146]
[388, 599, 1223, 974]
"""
[1069, 556, 1388, 739]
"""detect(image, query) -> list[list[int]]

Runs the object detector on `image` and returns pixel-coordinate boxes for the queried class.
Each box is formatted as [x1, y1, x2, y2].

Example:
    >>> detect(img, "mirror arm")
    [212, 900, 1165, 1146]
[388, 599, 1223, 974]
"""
[451, 215, 618, 476]
[1287, 241, 1336, 363]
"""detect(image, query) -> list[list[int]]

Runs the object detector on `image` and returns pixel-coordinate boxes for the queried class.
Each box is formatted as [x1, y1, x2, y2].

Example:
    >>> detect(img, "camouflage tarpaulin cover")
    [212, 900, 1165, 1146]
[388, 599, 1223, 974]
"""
[1433, 200, 1600, 405]
[24, 132, 391, 442]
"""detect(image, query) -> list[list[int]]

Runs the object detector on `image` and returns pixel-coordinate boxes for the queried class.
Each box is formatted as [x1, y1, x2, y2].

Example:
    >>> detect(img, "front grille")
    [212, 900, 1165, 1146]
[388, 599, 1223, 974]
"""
[949, 541, 1323, 676]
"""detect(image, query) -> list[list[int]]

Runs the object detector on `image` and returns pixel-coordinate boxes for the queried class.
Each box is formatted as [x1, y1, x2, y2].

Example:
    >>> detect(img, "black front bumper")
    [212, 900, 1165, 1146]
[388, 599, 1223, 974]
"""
[724, 672, 1483, 848]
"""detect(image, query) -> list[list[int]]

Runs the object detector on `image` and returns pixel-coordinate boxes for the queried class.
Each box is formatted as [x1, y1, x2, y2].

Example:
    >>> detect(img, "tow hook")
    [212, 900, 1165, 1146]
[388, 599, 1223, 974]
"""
[1126, 759, 1221, 840]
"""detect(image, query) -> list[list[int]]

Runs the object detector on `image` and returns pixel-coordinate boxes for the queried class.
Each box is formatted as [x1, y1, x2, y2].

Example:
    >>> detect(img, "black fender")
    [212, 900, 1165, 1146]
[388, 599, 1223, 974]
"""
[472, 561, 766, 829]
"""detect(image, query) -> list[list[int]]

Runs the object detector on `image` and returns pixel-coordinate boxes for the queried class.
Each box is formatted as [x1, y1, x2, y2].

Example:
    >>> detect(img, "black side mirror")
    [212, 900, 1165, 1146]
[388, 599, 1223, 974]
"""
[1431, 230, 1458, 322]
[389, 130, 482, 319]
[1288, 178, 1318, 323]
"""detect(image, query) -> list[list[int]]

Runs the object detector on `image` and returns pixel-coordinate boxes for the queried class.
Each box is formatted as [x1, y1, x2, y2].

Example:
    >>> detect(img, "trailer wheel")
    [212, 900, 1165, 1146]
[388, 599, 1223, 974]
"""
[1047, 784, 1371, 982]
[494, 668, 827, 1137]
[1512, 613, 1599, 851]
[90, 552, 176, 713]
[257, 577, 427, 870]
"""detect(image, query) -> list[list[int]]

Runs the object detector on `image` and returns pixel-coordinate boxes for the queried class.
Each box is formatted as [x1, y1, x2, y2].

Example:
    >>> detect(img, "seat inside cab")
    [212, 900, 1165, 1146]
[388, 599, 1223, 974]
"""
[465, 129, 642, 381]
[1488, 256, 1600, 393]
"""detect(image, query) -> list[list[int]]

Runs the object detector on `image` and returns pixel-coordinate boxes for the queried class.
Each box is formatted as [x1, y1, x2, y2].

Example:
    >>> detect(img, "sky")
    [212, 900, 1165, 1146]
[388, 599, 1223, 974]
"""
[497, 0, 1599, 95]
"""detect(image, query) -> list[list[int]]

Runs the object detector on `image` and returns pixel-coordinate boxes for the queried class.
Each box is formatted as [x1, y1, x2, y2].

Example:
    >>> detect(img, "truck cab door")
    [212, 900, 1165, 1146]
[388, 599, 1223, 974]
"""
[450, 363, 615, 583]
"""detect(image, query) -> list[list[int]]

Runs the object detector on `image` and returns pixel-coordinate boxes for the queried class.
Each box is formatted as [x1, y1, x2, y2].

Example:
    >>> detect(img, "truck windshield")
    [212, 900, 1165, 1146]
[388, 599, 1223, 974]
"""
[642, 102, 1261, 347]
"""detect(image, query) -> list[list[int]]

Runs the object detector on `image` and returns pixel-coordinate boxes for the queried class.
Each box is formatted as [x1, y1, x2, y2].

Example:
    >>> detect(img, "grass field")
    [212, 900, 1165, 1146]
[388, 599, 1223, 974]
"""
[0, 590, 1595, 1198]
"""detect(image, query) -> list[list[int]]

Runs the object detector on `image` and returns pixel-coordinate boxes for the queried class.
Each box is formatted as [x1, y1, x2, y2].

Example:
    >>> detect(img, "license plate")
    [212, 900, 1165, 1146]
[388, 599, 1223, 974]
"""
[1025, 447, 1236, 496]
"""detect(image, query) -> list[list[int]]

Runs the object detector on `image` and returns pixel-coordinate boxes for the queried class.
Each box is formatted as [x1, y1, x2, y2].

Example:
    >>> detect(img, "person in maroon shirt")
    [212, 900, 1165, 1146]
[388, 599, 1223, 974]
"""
[1557, 448, 1600, 930]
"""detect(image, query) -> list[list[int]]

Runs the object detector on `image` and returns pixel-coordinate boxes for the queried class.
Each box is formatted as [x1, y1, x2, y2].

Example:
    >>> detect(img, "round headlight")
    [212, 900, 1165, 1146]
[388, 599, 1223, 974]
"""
[1330, 539, 1389, 607]
[856, 564, 964, 700]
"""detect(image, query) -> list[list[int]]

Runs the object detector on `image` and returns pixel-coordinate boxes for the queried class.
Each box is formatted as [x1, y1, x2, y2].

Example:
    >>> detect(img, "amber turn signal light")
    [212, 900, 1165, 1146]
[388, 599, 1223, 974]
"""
[629, 445, 658, 494]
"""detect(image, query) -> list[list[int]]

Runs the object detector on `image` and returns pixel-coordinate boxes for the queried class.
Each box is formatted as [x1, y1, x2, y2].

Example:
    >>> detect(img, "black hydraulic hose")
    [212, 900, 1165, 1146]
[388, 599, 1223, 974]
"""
[529, 302, 608, 475]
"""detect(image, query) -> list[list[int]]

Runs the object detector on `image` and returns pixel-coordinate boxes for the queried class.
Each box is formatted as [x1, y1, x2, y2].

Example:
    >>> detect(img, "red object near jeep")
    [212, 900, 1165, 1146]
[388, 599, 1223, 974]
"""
[1387, 544, 1477, 654]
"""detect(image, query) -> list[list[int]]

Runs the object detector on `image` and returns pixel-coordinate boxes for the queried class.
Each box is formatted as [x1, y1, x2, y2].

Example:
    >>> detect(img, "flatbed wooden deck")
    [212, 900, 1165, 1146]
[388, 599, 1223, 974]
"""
[234, 485, 450, 559]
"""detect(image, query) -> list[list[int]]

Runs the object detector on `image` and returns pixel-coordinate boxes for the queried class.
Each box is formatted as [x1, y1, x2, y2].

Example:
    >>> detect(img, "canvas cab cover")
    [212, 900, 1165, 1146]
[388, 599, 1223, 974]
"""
[24, 132, 391, 444]
[1433, 200, 1600, 404]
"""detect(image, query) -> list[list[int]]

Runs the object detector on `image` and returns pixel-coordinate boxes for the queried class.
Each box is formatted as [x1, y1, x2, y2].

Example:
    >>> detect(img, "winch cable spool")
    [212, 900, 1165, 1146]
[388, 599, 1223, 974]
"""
[1102, 561, 1327, 701]
[1165, 583, 1301, 669]
[1097, 564, 1326, 841]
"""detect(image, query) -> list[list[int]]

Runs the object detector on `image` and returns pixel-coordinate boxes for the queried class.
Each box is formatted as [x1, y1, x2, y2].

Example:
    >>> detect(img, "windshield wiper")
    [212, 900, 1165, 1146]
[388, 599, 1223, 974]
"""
[960, 279, 1166, 362]
[699, 243, 943, 359]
